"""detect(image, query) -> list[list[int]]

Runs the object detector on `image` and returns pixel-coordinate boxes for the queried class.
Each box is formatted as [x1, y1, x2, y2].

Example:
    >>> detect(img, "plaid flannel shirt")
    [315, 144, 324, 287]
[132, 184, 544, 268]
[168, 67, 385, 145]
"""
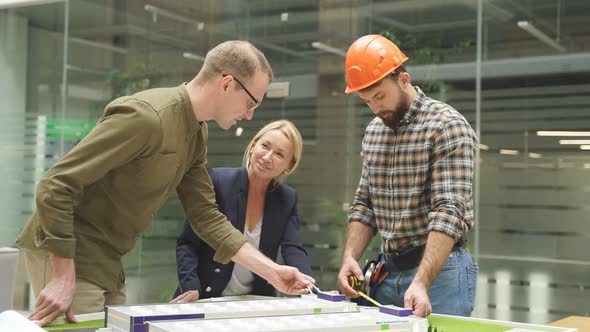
[349, 87, 476, 256]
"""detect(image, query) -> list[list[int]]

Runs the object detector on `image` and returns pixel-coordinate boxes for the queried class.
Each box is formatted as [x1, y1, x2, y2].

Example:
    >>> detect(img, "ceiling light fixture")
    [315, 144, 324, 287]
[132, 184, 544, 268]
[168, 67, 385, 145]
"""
[580, 145, 590, 150]
[182, 52, 205, 62]
[311, 42, 346, 57]
[145, 4, 205, 30]
[0, 0, 62, 9]
[499, 149, 519, 155]
[528, 153, 542, 159]
[537, 131, 590, 137]
[517, 21, 566, 53]
[559, 139, 590, 145]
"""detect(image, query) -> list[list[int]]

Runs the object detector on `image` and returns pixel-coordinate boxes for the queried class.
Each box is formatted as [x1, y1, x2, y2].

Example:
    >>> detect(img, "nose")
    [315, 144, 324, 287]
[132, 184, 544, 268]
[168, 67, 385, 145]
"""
[372, 104, 386, 116]
[262, 150, 273, 161]
[365, 100, 379, 115]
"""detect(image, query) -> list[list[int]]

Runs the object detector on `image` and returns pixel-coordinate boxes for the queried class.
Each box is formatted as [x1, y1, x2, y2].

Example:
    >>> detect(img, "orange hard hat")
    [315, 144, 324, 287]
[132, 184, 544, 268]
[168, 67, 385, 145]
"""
[344, 34, 409, 94]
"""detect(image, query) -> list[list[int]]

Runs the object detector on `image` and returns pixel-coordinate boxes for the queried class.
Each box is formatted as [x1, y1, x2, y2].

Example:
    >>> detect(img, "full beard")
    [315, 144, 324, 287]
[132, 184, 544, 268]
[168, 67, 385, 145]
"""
[378, 109, 406, 129]
[378, 102, 411, 129]
[378, 89, 411, 129]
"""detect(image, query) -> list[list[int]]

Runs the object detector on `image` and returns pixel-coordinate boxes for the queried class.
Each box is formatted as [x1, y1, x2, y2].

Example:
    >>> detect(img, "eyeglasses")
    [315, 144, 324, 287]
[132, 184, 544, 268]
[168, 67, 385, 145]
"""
[223, 74, 261, 111]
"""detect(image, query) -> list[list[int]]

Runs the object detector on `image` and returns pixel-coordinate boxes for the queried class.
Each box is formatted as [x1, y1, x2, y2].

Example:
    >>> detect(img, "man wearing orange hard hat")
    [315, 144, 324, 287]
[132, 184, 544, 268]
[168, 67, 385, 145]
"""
[337, 34, 478, 317]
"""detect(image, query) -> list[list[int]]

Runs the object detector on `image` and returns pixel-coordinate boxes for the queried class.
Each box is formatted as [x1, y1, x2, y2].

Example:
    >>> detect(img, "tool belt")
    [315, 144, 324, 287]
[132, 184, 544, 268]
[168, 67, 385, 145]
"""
[353, 238, 465, 307]
[384, 237, 465, 272]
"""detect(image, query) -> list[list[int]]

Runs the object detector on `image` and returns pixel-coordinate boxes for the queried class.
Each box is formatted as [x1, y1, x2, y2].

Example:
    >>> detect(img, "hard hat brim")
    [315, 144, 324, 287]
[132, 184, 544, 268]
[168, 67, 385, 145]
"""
[344, 65, 401, 94]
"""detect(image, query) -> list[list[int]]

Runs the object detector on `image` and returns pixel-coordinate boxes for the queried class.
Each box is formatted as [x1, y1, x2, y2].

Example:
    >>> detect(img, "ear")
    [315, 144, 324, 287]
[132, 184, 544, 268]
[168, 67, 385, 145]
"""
[221, 75, 232, 92]
[399, 72, 411, 87]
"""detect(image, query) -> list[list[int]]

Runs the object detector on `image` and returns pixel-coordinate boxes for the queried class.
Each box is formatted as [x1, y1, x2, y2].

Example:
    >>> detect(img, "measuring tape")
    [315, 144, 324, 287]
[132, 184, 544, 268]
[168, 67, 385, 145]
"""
[348, 275, 383, 307]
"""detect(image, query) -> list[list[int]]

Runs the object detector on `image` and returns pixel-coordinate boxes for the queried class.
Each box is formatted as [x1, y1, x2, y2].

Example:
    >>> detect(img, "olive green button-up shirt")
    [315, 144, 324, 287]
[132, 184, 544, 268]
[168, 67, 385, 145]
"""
[16, 84, 247, 291]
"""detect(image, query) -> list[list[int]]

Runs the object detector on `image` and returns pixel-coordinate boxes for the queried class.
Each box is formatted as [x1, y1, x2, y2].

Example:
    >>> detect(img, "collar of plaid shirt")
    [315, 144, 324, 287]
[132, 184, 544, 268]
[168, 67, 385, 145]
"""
[397, 86, 424, 127]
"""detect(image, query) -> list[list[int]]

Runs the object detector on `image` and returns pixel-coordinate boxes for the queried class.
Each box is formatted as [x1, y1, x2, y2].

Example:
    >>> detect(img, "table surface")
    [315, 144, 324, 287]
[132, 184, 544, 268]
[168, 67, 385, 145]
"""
[44, 317, 570, 332]
[44, 319, 103, 331]
[549, 316, 590, 332]
[42, 311, 586, 331]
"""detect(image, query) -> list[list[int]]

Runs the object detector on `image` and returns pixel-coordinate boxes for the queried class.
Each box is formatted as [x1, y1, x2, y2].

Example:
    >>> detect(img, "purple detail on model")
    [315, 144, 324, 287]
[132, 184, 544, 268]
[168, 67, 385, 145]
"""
[379, 305, 412, 317]
[317, 292, 346, 302]
[130, 313, 205, 332]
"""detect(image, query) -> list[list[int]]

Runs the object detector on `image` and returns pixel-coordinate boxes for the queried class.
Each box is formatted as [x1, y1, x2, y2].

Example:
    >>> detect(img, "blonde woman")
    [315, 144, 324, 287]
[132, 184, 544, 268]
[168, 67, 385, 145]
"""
[172, 120, 312, 302]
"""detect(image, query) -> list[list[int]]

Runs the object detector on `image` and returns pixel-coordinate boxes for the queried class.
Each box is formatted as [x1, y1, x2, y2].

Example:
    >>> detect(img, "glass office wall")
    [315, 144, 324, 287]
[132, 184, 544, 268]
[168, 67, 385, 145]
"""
[1, 0, 589, 324]
[477, 0, 590, 324]
[1, 0, 68, 310]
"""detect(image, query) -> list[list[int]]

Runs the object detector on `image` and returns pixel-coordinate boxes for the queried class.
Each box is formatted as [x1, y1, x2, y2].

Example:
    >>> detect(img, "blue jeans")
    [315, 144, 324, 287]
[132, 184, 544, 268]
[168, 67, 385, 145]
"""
[373, 247, 478, 316]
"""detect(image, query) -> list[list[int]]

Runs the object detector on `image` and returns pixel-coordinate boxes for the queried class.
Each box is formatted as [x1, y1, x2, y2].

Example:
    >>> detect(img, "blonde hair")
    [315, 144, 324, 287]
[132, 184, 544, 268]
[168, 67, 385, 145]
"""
[198, 40, 273, 86]
[243, 120, 303, 182]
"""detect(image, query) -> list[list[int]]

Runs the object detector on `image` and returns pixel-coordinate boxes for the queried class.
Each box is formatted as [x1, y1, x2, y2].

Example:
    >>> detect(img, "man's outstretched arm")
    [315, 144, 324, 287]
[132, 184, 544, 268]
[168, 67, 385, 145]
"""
[232, 242, 314, 294]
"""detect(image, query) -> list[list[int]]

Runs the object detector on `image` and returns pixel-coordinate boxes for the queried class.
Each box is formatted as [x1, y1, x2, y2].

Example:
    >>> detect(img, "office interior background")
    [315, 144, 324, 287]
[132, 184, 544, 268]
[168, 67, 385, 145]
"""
[1, 0, 589, 325]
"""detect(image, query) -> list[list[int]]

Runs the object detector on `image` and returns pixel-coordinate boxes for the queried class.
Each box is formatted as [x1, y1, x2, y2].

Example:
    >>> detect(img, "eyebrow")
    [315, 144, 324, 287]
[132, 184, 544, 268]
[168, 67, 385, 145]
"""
[362, 91, 383, 102]
[261, 139, 286, 153]
[371, 91, 384, 100]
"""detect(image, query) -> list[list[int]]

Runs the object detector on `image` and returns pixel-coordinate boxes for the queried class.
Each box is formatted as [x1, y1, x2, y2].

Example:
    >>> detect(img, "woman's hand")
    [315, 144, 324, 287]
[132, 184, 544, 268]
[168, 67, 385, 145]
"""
[170, 290, 200, 303]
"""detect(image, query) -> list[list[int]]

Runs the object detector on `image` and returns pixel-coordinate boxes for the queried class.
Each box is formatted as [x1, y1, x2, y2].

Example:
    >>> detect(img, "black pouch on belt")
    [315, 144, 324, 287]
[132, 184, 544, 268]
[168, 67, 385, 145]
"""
[390, 244, 426, 270]
[387, 238, 465, 271]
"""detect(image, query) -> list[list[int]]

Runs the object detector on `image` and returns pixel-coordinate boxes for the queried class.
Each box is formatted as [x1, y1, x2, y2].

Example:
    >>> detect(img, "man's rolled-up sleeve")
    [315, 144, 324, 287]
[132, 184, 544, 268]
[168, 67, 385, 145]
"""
[427, 119, 477, 240]
[348, 156, 377, 232]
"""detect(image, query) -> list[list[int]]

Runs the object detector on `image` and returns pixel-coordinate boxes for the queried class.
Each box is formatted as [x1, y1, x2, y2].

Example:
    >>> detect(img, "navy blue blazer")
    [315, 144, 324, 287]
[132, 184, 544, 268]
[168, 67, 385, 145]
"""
[174, 167, 313, 299]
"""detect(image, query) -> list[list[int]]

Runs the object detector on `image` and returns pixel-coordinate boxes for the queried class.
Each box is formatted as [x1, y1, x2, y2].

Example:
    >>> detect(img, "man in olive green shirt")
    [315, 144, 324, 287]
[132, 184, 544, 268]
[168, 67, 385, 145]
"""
[16, 40, 314, 327]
